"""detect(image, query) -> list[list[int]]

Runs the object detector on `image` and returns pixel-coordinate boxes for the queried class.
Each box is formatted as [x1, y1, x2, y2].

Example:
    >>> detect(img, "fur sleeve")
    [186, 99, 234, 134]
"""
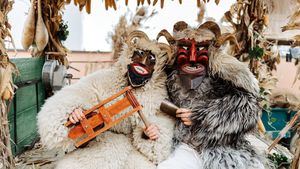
[190, 81, 260, 150]
[132, 113, 175, 164]
[37, 70, 111, 152]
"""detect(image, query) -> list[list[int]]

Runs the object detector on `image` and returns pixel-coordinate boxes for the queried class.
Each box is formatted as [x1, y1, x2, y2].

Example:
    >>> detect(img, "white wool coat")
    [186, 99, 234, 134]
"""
[37, 42, 175, 169]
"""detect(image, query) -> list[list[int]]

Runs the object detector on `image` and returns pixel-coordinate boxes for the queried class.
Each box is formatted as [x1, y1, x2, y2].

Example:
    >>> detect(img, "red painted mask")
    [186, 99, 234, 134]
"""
[176, 39, 209, 76]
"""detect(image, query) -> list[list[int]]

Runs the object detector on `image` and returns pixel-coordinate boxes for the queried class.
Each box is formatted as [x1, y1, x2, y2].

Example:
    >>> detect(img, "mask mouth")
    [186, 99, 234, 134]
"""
[131, 63, 150, 75]
[180, 63, 206, 75]
[127, 63, 153, 88]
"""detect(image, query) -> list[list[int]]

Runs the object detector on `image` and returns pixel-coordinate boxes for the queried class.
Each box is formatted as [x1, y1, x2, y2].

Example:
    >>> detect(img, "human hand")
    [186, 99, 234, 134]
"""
[69, 107, 85, 124]
[144, 124, 159, 140]
[176, 108, 192, 126]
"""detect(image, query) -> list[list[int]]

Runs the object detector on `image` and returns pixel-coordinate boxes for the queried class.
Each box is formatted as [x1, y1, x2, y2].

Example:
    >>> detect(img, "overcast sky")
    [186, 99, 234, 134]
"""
[8, 0, 235, 52]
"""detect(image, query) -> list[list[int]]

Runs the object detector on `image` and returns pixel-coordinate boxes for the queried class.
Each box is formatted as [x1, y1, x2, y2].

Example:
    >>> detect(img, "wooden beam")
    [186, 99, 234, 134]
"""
[268, 38, 300, 46]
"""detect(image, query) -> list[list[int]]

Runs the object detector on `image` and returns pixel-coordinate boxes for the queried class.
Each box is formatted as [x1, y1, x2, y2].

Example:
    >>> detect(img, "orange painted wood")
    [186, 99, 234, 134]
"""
[75, 106, 142, 147]
[80, 118, 94, 135]
[67, 97, 132, 139]
[65, 86, 147, 147]
[65, 86, 132, 127]
[99, 106, 112, 124]
[106, 97, 132, 115]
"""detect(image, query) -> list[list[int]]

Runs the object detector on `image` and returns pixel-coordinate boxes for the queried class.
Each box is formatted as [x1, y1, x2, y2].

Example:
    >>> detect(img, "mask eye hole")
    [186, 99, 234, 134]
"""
[138, 49, 144, 56]
[196, 46, 205, 51]
[148, 53, 156, 64]
[181, 46, 189, 51]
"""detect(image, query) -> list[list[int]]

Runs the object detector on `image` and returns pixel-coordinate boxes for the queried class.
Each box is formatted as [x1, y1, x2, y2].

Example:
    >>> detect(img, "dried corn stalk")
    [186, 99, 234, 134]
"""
[63, 0, 222, 11]
[197, 1, 206, 23]
[288, 2, 300, 168]
[282, 1, 300, 32]
[109, 7, 156, 60]
[67, 0, 92, 13]
[223, 0, 279, 110]
[41, 0, 69, 64]
[0, 0, 17, 168]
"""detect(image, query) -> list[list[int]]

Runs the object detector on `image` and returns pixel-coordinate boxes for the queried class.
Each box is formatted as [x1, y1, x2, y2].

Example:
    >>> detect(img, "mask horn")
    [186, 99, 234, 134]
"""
[215, 33, 240, 50]
[156, 29, 176, 45]
[198, 21, 221, 38]
[126, 30, 150, 46]
[173, 21, 188, 32]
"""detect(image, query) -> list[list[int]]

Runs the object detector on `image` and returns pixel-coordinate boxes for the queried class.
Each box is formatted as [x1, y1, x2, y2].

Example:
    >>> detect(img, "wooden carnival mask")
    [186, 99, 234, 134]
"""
[126, 30, 171, 88]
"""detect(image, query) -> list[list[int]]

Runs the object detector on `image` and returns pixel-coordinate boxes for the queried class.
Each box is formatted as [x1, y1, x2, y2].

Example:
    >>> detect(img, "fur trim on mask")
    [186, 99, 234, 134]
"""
[209, 46, 260, 96]
[174, 28, 215, 42]
[115, 38, 169, 89]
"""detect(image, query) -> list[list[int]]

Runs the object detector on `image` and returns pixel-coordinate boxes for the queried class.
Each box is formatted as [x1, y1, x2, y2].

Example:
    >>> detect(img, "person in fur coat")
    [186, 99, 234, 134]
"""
[157, 21, 266, 169]
[37, 30, 175, 169]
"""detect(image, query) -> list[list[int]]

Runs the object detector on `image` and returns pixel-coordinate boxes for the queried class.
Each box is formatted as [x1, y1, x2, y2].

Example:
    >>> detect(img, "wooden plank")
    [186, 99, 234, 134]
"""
[10, 57, 44, 84]
[15, 131, 38, 155]
[15, 85, 37, 114]
[37, 82, 46, 111]
[268, 38, 300, 46]
[16, 105, 38, 143]
[6, 58, 46, 155]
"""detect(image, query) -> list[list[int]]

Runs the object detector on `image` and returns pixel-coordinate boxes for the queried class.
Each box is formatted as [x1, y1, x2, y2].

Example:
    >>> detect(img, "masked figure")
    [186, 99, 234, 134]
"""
[37, 30, 175, 169]
[157, 21, 267, 169]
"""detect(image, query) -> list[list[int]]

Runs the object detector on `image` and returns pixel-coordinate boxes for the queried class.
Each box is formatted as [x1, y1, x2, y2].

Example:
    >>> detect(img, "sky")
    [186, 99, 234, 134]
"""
[8, 0, 235, 52]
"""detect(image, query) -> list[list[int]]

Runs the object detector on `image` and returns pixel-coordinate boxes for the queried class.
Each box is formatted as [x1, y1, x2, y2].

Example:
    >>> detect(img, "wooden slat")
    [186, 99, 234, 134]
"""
[7, 58, 45, 155]
[68, 113, 103, 139]
[68, 97, 131, 139]
[16, 106, 38, 143]
[65, 86, 132, 127]
[106, 97, 131, 116]
[15, 85, 37, 115]
[10, 58, 44, 84]
[75, 106, 142, 147]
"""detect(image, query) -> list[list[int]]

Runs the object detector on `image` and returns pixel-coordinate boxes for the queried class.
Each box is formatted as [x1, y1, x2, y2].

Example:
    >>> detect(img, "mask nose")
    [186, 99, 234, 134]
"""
[189, 41, 197, 63]
[141, 56, 147, 65]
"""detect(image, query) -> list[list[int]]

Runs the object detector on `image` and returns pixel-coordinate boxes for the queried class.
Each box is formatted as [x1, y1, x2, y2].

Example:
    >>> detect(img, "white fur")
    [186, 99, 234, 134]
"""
[37, 38, 175, 168]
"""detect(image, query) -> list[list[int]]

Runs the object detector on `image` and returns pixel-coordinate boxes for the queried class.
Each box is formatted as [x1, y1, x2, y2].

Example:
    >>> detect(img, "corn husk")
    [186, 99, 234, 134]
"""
[0, 62, 17, 100]
[0, 0, 16, 168]
[35, 0, 49, 52]
[21, 0, 36, 50]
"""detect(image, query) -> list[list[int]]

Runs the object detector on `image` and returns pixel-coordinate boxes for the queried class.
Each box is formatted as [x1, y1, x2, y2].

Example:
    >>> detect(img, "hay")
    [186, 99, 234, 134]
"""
[0, 100, 15, 169]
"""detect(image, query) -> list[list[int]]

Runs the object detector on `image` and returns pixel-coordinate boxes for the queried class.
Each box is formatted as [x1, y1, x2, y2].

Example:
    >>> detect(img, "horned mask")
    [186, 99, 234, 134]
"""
[157, 21, 239, 89]
[125, 30, 172, 88]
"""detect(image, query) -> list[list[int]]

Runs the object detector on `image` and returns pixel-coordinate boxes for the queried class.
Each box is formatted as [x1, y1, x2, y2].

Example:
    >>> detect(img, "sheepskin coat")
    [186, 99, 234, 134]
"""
[37, 41, 175, 169]
[166, 46, 267, 169]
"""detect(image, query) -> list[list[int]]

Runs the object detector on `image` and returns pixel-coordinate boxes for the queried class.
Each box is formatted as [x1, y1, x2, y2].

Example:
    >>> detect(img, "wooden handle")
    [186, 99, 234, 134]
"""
[125, 89, 150, 128]
[138, 110, 150, 128]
